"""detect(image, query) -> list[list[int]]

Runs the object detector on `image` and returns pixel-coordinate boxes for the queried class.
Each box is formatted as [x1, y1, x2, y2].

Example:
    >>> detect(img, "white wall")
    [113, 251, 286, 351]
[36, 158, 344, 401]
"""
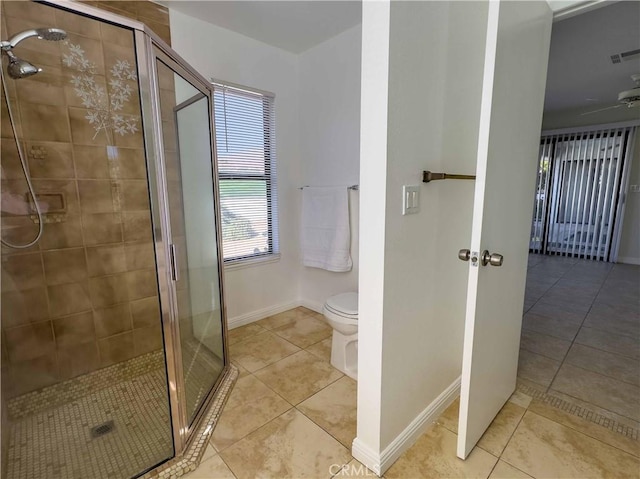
[382, 0, 487, 448]
[355, 1, 488, 472]
[298, 24, 362, 311]
[169, 9, 302, 322]
[618, 132, 640, 264]
[355, 0, 389, 461]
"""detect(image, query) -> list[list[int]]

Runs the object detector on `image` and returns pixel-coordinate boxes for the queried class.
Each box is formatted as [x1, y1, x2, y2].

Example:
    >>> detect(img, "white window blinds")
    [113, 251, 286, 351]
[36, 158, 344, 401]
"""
[212, 81, 279, 263]
[530, 127, 635, 261]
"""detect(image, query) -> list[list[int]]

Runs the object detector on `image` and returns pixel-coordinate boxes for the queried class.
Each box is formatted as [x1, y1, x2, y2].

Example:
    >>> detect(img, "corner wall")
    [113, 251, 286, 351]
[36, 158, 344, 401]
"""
[168, 10, 302, 323]
[298, 25, 362, 311]
[618, 132, 640, 264]
[355, 1, 488, 473]
[381, 0, 487, 449]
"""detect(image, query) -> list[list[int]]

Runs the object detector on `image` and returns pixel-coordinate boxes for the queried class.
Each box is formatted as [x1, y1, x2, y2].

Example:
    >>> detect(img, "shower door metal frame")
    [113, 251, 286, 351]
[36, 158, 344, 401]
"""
[40, 0, 231, 462]
[140, 37, 230, 452]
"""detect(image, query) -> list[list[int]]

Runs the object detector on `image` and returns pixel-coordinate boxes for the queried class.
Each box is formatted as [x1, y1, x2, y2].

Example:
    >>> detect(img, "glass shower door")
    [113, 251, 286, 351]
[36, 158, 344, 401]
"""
[0, 3, 177, 478]
[154, 55, 226, 427]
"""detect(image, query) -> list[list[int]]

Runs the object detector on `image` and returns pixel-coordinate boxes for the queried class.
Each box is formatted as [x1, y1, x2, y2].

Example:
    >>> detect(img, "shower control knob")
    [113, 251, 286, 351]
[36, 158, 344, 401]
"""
[458, 249, 471, 261]
[481, 250, 503, 267]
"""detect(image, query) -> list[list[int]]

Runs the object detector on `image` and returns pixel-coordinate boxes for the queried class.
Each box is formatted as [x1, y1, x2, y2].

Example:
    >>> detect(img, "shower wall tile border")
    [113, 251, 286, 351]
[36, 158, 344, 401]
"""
[7, 349, 164, 419]
[143, 365, 239, 479]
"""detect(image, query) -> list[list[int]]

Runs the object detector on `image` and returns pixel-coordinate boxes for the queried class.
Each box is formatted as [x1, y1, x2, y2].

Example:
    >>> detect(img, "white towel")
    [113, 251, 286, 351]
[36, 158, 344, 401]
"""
[302, 186, 353, 272]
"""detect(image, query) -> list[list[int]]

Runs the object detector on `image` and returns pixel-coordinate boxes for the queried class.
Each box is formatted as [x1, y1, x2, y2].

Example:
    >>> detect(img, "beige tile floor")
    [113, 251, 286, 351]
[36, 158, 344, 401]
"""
[520, 255, 640, 425]
[186, 307, 356, 479]
[187, 297, 640, 479]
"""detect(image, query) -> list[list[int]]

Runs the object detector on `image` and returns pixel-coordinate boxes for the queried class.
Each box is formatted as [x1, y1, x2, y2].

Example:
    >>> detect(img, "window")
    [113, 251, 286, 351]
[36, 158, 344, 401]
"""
[212, 81, 279, 264]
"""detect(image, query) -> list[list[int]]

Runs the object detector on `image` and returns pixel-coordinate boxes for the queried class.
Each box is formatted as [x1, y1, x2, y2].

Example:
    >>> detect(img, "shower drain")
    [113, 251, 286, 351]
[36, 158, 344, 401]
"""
[90, 420, 115, 438]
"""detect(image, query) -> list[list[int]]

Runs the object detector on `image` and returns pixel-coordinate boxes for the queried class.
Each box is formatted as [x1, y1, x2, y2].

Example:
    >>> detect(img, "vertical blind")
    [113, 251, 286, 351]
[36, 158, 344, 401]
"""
[212, 82, 279, 262]
[530, 127, 635, 261]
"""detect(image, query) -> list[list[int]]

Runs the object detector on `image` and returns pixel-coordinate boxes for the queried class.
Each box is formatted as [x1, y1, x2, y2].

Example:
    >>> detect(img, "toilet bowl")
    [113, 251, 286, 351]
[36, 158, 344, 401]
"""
[322, 292, 358, 380]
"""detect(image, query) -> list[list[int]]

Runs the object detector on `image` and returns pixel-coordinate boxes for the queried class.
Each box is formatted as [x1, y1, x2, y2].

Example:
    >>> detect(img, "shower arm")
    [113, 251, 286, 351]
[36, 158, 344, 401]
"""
[1, 28, 66, 50]
[1, 31, 41, 49]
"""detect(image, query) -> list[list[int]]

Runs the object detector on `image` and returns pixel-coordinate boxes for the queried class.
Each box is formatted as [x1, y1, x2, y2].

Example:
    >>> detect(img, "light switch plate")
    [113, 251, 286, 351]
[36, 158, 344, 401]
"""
[402, 185, 420, 215]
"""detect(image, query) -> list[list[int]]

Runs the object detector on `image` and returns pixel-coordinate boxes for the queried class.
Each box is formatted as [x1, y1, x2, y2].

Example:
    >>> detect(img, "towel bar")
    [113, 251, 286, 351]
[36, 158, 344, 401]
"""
[298, 185, 359, 190]
[422, 171, 476, 183]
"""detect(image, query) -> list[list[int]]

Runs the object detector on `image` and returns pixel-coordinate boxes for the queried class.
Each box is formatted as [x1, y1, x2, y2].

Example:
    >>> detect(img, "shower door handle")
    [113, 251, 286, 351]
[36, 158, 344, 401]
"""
[169, 244, 180, 282]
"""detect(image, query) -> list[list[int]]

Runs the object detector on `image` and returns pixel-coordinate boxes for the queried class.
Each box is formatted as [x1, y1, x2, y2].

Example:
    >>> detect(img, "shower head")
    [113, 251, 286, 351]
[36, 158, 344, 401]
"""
[0, 27, 66, 79]
[0, 28, 67, 50]
[5, 51, 40, 79]
[36, 28, 68, 42]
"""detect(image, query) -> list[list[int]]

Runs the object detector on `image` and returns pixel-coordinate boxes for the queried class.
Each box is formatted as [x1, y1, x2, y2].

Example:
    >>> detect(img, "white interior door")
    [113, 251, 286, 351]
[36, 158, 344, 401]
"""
[457, 0, 553, 459]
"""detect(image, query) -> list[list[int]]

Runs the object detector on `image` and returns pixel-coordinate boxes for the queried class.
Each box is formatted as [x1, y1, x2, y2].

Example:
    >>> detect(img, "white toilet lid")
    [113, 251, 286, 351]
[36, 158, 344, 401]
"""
[326, 292, 358, 316]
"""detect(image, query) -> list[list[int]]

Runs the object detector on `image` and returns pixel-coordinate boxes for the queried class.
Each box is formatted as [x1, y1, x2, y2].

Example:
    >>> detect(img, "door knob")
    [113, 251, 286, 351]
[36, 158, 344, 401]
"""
[458, 249, 471, 261]
[481, 250, 503, 267]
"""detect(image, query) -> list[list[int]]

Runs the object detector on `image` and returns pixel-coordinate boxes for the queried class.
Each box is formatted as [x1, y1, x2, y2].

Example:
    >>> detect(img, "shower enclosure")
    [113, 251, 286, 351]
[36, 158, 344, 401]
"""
[0, 1, 231, 477]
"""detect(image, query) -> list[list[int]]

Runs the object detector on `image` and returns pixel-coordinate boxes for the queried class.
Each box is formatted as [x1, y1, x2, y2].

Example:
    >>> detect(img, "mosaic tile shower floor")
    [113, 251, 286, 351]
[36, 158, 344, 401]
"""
[6, 341, 223, 479]
[7, 369, 172, 479]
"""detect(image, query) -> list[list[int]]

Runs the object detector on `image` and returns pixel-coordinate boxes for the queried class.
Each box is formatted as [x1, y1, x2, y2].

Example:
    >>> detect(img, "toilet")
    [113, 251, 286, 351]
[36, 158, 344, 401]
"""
[322, 292, 358, 380]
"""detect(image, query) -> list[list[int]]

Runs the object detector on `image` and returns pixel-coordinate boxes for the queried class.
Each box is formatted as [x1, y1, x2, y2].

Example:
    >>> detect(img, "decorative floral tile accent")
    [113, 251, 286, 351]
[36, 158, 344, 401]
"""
[63, 41, 139, 142]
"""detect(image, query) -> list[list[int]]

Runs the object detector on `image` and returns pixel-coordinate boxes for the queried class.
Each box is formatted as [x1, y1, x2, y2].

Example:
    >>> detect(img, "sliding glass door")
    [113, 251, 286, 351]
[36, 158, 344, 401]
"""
[529, 127, 635, 261]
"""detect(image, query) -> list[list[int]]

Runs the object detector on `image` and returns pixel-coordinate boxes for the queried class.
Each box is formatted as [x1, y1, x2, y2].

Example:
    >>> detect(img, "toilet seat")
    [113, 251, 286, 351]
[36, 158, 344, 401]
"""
[324, 292, 358, 319]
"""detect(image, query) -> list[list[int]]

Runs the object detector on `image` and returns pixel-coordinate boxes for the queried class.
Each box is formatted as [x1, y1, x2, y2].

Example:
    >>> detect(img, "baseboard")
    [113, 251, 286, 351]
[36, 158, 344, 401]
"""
[379, 376, 461, 473]
[617, 256, 640, 265]
[299, 299, 323, 314]
[226, 300, 301, 329]
[352, 376, 461, 476]
[352, 438, 382, 476]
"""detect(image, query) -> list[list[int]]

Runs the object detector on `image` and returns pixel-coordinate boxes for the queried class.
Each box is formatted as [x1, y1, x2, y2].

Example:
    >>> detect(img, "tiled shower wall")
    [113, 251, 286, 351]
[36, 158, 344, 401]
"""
[0, 0, 171, 399]
[78, 1, 171, 45]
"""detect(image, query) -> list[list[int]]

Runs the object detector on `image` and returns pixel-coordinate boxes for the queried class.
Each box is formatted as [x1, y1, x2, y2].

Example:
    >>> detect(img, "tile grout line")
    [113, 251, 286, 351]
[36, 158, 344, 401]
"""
[521, 317, 638, 372]
[552, 353, 640, 390]
[220, 323, 355, 474]
[487, 407, 531, 478]
[212, 379, 350, 477]
[524, 408, 640, 460]
[227, 323, 349, 434]
[520, 266, 580, 395]
[519, 258, 639, 441]
[541, 260, 612, 393]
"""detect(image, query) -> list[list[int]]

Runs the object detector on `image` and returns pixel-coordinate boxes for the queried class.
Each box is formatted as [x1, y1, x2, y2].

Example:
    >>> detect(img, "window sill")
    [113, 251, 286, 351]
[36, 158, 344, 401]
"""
[224, 253, 281, 271]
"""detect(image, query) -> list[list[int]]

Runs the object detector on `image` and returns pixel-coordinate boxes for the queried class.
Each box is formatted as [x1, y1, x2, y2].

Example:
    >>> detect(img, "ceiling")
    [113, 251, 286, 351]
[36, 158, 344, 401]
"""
[544, 1, 640, 113]
[162, 1, 362, 53]
[162, 1, 638, 116]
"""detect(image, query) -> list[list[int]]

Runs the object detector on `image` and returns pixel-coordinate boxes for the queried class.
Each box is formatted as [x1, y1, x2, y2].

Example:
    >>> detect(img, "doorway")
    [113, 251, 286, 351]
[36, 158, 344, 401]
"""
[518, 0, 640, 445]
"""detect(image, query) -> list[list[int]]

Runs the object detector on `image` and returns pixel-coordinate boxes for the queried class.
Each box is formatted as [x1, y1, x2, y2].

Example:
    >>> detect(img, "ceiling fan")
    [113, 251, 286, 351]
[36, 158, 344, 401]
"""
[582, 74, 640, 115]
